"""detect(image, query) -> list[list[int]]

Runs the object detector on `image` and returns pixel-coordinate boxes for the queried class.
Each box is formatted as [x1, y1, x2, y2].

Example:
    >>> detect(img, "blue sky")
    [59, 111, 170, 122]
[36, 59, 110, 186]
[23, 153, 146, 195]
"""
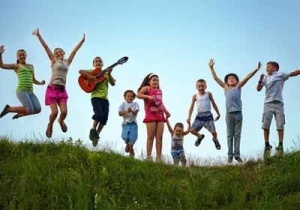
[1, 0, 300, 164]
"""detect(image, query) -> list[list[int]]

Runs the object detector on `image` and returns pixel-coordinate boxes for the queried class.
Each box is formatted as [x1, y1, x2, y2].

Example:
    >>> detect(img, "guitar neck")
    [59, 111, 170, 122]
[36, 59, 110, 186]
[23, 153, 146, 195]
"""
[96, 62, 119, 78]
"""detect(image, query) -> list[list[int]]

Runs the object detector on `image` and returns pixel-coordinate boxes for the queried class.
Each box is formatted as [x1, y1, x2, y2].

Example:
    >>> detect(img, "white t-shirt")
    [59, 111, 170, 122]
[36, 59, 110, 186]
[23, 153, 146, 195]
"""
[262, 71, 289, 103]
[119, 101, 139, 124]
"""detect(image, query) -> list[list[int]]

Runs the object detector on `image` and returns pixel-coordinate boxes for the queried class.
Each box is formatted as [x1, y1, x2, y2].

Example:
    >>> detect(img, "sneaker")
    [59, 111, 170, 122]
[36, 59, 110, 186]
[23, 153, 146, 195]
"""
[0, 104, 10, 118]
[89, 128, 97, 141]
[92, 136, 100, 147]
[228, 157, 233, 163]
[275, 145, 283, 151]
[12, 114, 20, 120]
[195, 134, 205, 146]
[213, 139, 221, 150]
[235, 157, 243, 163]
[264, 145, 272, 151]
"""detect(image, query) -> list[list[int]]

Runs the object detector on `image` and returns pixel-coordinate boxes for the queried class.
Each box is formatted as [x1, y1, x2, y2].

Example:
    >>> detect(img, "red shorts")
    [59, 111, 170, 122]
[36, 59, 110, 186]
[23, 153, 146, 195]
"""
[45, 85, 68, 105]
[143, 110, 166, 123]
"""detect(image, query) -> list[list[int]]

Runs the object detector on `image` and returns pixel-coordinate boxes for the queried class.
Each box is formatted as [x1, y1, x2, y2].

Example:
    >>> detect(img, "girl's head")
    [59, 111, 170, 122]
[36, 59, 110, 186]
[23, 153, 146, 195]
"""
[266, 61, 279, 75]
[16, 49, 27, 64]
[123, 90, 136, 103]
[224, 73, 239, 86]
[93, 56, 104, 69]
[174, 122, 184, 136]
[53, 48, 65, 60]
[196, 79, 207, 93]
[138, 73, 159, 91]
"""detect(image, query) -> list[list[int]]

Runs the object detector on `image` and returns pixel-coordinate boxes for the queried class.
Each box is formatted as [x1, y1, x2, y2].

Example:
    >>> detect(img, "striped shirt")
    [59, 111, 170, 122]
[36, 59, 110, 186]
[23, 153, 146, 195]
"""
[16, 65, 34, 92]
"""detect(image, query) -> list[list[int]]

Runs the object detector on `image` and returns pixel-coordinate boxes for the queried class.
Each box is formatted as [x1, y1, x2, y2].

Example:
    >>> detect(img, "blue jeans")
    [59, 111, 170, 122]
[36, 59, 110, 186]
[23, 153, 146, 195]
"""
[226, 112, 242, 158]
[121, 122, 138, 145]
[17, 91, 41, 114]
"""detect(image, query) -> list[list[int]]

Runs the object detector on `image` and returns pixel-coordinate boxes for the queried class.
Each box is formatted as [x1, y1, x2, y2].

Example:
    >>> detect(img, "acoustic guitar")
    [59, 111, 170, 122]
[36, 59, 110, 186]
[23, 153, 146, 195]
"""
[78, 56, 128, 93]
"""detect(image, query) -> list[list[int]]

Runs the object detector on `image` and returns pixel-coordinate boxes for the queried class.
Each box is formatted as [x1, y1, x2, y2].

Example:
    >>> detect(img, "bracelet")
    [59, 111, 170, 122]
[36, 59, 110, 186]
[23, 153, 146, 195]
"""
[258, 81, 263, 84]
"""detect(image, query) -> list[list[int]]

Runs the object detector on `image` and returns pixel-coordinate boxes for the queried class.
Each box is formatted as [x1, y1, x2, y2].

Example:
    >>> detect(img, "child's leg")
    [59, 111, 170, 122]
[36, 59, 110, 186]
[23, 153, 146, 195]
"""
[205, 121, 221, 150]
[46, 104, 59, 138]
[171, 152, 180, 166]
[58, 103, 68, 132]
[226, 113, 235, 159]
[262, 103, 273, 150]
[179, 152, 187, 167]
[190, 119, 205, 146]
[274, 103, 285, 150]
[146, 122, 156, 159]
[233, 112, 243, 159]
[155, 122, 164, 161]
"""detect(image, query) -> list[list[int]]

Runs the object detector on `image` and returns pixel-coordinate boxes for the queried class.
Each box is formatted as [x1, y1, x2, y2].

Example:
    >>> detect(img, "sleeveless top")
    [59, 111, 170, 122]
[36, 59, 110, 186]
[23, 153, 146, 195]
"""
[196, 92, 211, 113]
[50, 59, 69, 86]
[16, 65, 34, 92]
[171, 134, 184, 152]
[225, 87, 242, 112]
[144, 87, 164, 112]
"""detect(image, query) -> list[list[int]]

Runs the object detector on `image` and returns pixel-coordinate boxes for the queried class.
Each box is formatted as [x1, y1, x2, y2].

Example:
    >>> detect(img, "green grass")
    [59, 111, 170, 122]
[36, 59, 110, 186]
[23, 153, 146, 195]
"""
[0, 137, 299, 210]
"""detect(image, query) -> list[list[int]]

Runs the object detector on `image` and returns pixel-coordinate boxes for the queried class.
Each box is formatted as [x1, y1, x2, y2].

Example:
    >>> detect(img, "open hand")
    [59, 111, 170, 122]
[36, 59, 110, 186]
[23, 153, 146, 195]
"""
[209, 59, 215, 67]
[257, 62, 262, 70]
[40, 80, 46, 85]
[0, 45, 5, 54]
[32, 28, 40, 36]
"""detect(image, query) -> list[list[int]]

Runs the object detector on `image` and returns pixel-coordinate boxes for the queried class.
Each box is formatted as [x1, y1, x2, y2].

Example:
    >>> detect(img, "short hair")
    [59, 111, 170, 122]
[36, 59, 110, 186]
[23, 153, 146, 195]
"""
[267, 61, 279, 71]
[224, 73, 239, 83]
[174, 122, 184, 129]
[123, 90, 136, 98]
[196, 79, 206, 83]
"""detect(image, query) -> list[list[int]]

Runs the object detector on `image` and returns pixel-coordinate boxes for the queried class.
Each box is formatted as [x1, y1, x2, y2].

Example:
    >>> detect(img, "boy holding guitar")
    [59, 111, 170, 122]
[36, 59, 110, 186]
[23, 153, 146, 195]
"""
[79, 56, 116, 146]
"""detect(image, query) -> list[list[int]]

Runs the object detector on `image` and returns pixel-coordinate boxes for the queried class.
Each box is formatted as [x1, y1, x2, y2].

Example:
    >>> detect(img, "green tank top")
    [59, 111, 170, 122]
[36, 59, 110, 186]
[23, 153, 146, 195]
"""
[16, 65, 34, 92]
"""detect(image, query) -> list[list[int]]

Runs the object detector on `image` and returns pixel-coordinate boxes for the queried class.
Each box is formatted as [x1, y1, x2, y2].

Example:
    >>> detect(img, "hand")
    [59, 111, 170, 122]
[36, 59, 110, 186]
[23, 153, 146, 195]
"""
[40, 80, 45, 85]
[81, 34, 85, 42]
[187, 118, 191, 124]
[32, 28, 40, 36]
[215, 115, 220, 121]
[107, 68, 113, 74]
[260, 74, 265, 81]
[165, 111, 171, 118]
[0, 45, 5, 54]
[147, 95, 156, 101]
[257, 61, 262, 70]
[127, 108, 132, 113]
[209, 59, 215, 68]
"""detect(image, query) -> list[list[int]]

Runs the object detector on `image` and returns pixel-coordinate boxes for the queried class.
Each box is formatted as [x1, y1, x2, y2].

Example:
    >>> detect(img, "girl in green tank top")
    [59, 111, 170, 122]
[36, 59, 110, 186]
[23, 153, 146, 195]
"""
[0, 45, 45, 119]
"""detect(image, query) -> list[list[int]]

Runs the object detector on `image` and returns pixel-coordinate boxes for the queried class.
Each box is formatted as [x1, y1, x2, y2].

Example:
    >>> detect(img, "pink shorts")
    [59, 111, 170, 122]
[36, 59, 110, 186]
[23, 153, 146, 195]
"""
[45, 85, 68, 105]
[143, 110, 166, 123]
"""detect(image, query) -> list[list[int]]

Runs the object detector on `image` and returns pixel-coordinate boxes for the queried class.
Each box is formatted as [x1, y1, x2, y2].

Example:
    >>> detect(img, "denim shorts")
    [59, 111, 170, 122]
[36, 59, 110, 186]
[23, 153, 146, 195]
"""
[91, 98, 109, 125]
[191, 112, 216, 133]
[17, 91, 41, 114]
[262, 102, 285, 130]
[121, 122, 138, 145]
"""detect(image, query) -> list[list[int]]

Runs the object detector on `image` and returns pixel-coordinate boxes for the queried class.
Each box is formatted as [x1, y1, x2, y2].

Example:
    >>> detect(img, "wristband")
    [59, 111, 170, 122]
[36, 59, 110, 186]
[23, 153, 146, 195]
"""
[258, 81, 263, 84]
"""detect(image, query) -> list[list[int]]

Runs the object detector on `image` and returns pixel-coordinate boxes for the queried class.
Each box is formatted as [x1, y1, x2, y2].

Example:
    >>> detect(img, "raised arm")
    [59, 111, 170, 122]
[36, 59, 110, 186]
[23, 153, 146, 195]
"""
[208, 92, 220, 121]
[67, 34, 85, 65]
[187, 94, 196, 124]
[166, 118, 174, 135]
[238, 62, 261, 88]
[208, 59, 226, 88]
[0, 45, 18, 70]
[183, 120, 191, 135]
[32, 28, 54, 62]
[289, 69, 300, 77]
[256, 74, 265, 91]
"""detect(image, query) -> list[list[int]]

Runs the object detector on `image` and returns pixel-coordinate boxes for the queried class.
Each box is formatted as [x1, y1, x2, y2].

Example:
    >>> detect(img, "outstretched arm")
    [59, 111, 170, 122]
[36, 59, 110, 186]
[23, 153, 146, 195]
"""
[208, 59, 226, 88]
[0, 45, 18, 70]
[289, 69, 300, 77]
[32, 28, 54, 62]
[238, 62, 261, 88]
[256, 74, 264, 91]
[67, 34, 85, 65]
[209, 92, 220, 121]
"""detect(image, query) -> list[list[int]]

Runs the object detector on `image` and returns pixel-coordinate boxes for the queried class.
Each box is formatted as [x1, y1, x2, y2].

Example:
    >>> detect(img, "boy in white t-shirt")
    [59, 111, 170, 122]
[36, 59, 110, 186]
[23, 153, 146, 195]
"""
[119, 90, 140, 156]
[257, 61, 300, 151]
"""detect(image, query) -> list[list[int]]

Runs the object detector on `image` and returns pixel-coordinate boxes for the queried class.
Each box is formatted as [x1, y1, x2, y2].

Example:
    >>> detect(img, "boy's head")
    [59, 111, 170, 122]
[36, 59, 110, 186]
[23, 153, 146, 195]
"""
[123, 90, 136, 103]
[174, 122, 184, 136]
[196, 79, 207, 93]
[224, 73, 239, 86]
[266, 61, 279, 75]
[93, 56, 104, 69]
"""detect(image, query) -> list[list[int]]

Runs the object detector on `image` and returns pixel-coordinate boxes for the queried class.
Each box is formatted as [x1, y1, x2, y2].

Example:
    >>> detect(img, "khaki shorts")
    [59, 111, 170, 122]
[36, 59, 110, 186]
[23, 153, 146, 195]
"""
[262, 102, 285, 130]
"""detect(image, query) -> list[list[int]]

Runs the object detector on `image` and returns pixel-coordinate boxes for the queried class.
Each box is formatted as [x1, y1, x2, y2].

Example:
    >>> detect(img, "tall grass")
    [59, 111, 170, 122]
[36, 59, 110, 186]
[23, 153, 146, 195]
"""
[0, 137, 299, 209]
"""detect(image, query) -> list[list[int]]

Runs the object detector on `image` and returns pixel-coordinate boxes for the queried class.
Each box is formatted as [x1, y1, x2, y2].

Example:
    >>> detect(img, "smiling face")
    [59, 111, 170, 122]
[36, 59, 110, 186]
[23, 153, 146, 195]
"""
[93, 57, 104, 69]
[226, 75, 238, 86]
[266, 63, 277, 75]
[54, 48, 65, 60]
[124, 91, 135, 103]
[174, 126, 184, 137]
[16, 49, 27, 64]
[149, 76, 159, 89]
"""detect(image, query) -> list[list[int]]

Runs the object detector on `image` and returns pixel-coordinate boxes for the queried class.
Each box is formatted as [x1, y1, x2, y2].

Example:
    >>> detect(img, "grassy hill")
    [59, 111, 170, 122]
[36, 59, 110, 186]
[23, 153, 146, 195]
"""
[0, 137, 299, 210]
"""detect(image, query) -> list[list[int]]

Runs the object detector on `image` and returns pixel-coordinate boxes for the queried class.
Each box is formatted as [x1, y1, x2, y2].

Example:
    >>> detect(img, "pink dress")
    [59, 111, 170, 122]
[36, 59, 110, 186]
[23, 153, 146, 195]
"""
[143, 87, 166, 123]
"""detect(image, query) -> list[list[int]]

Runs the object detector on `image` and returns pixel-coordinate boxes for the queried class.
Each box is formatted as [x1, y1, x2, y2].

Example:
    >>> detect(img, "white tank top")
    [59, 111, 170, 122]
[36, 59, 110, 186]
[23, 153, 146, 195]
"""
[50, 59, 69, 86]
[196, 92, 211, 113]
